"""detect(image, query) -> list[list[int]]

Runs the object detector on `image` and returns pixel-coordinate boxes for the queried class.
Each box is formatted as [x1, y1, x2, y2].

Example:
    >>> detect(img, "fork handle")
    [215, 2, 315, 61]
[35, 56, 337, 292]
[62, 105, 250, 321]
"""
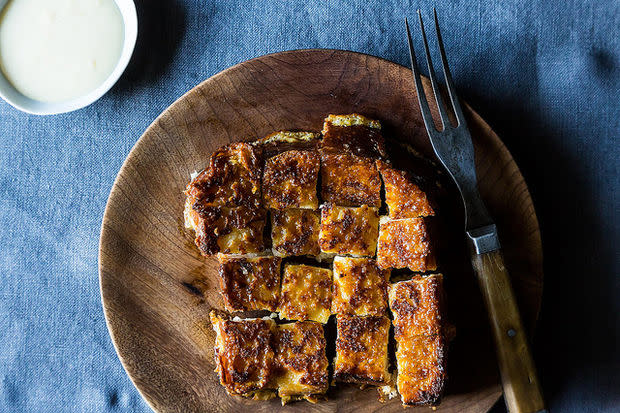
[471, 249, 546, 413]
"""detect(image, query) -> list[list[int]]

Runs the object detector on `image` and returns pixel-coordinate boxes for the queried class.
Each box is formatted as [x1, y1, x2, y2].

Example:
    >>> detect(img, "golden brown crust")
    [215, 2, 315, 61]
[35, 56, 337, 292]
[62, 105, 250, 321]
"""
[388, 275, 444, 337]
[191, 206, 266, 256]
[278, 265, 332, 324]
[318, 204, 379, 257]
[320, 153, 381, 207]
[320, 114, 387, 159]
[377, 218, 436, 271]
[273, 322, 329, 402]
[332, 257, 390, 316]
[333, 315, 390, 385]
[209, 311, 276, 397]
[376, 161, 434, 219]
[186, 143, 262, 209]
[394, 334, 446, 406]
[263, 150, 320, 209]
[217, 255, 282, 312]
[271, 209, 321, 257]
[255, 131, 320, 158]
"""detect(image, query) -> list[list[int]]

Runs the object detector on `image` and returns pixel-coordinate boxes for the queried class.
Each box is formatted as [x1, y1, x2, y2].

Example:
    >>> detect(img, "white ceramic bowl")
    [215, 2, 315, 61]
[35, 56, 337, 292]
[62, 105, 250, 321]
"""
[0, 0, 137, 115]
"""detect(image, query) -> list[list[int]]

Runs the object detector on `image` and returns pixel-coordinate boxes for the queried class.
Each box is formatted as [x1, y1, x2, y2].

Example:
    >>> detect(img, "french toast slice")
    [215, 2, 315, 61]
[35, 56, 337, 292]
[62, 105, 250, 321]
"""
[376, 160, 434, 219]
[333, 315, 391, 386]
[377, 217, 436, 271]
[388, 274, 444, 337]
[217, 255, 282, 312]
[271, 209, 321, 257]
[320, 152, 382, 207]
[184, 203, 266, 256]
[318, 204, 379, 257]
[320, 114, 387, 159]
[263, 149, 320, 210]
[185, 142, 262, 209]
[331, 257, 390, 317]
[278, 264, 332, 324]
[209, 311, 276, 399]
[273, 321, 329, 404]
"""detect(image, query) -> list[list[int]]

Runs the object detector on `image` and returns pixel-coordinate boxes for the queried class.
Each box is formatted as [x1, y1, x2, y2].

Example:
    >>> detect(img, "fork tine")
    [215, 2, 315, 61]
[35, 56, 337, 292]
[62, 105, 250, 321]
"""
[433, 8, 466, 127]
[405, 18, 438, 135]
[417, 10, 451, 130]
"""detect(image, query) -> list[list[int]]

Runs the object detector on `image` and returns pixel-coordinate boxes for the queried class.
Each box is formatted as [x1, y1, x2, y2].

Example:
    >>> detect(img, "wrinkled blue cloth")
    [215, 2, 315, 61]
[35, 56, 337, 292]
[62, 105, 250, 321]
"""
[0, 1, 618, 412]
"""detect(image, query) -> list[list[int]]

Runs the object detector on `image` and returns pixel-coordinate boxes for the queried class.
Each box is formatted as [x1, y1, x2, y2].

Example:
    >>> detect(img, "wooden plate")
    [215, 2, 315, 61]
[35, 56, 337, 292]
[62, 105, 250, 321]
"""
[99, 49, 543, 412]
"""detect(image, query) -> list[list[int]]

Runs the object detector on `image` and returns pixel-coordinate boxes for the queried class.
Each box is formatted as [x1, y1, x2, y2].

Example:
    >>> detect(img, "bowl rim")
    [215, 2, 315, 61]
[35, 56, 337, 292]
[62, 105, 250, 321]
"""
[0, 0, 137, 115]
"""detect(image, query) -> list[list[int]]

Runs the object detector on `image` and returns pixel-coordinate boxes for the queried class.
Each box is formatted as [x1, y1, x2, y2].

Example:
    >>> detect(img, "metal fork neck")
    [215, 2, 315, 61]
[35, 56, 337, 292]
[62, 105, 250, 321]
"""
[467, 224, 501, 254]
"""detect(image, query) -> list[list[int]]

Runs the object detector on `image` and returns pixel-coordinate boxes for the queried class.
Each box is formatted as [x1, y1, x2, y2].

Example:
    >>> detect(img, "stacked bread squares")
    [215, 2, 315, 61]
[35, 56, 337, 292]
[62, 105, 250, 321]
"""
[187, 115, 446, 407]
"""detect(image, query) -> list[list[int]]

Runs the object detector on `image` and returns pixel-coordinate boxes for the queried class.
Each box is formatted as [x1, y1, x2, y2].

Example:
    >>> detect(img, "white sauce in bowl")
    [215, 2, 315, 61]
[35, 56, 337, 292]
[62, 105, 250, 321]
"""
[0, 0, 124, 103]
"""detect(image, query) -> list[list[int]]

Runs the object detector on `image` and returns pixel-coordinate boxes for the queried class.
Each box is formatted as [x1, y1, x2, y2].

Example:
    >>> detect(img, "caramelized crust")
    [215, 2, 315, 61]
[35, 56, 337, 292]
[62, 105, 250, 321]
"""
[322, 113, 381, 129]
[388, 275, 444, 337]
[217, 255, 282, 312]
[376, 161, 434, 218]
[271, 209, 321, 257]
[318, 204, 379, 257]
[332, 257, 390, 316]
[209, 311, 276, 398]
[377, 218, 436, 271]
[255, 131, 320, 158]
[186, 202, 266, 256]
[394, 334, 446, 406]
[273, 322, 329, 404]
[320, 114, 387, 159]
[263, 150, 320, 209]
[278, 264, 332, 324]
[186, 143, 262, 209]
[333, 315, 390, 385]
[320, 153, 381, 207]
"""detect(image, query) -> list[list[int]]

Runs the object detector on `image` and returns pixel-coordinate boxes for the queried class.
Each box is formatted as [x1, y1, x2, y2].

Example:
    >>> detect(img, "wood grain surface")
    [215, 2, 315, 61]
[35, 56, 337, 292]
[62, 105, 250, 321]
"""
[98, 49, 544, 413]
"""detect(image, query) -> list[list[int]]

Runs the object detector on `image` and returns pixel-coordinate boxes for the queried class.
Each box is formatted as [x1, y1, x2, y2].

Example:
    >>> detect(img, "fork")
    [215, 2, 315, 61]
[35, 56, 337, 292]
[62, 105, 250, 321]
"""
[405, 10, 547, 413]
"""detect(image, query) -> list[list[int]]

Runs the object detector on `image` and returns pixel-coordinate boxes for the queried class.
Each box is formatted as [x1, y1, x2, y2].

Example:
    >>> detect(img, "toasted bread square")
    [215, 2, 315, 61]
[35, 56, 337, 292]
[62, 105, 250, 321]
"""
[256, 131, 320, 158]
[278, 264, 332, 323]
[388, 275, 444, 337]
[318, 204, 379, 257]
[271, 209, 321, 257]
[377, 218, 436, 271]
[332, 257, 390, 316]
[263, 150, 320, 209]
[320, 153, 382, 207]
[217, 255, 282, 312]
[273, 321, 329, 404]
[376, 161, 434, 218]
[186, 143, 262, 209]
[209, 311, 276, 398]
[333, 315, 391, 385]
[185, 202, 266, 256]
[320, 114, 387, 159]
[394, 334, 446, 406]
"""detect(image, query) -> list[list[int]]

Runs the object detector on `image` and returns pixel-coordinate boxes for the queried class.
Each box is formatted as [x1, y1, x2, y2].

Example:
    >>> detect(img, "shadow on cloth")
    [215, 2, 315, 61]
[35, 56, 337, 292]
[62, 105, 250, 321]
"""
[112, 0, 187, 93]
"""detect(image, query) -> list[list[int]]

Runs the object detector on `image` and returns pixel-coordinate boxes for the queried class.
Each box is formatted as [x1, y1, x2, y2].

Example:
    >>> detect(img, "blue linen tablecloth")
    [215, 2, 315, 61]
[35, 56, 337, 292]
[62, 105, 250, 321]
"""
[0, 1, 618, 412]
